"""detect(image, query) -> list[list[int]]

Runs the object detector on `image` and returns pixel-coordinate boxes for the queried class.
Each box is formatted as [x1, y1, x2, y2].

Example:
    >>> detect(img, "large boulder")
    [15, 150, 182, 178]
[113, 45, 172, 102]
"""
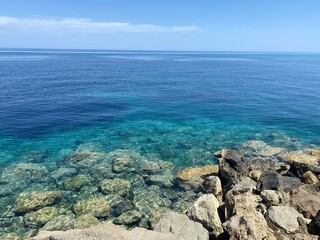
[186, 194, 223, 238]
[290, 189, 320, 218]
[257, 172, 302, 192]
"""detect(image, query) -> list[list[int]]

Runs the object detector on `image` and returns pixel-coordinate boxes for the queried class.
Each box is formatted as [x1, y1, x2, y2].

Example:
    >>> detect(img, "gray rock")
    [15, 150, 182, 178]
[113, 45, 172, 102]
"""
[202, 176, 222, 201]
[154, 211, 209, 240]
[257, 172, 302, 192]
[267, 206, 304, 233]
[260, 190, 290, 206]
[186, 194, 223, 238]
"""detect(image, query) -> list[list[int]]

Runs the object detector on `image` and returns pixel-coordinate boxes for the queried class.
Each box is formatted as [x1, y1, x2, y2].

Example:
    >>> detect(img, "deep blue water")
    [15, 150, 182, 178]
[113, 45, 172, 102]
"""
[0, 50, 320, 167]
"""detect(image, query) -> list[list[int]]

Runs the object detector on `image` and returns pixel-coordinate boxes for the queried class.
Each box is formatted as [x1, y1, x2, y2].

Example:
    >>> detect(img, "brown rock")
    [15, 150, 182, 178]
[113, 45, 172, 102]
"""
[302, 171, 319, 184]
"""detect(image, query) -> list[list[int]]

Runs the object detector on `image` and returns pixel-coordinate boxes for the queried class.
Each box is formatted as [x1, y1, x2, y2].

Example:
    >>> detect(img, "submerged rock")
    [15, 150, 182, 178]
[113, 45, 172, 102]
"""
[64, 150, 106, 168]
[15, 191, 62, 213]
[113, 210, 143, 225]
[24, 207, 58, 227]
[42, 214, 75, 231]
[74, 214, 99, 229]
[64, 174, 90, 191]
[175, 165, 219, 191]
[186, 194, 223, 238]
[0, 233, 20, 240]
[112, 155, 133, 173]
[100, 178, 131, 197]
[73, 198, 110, 218]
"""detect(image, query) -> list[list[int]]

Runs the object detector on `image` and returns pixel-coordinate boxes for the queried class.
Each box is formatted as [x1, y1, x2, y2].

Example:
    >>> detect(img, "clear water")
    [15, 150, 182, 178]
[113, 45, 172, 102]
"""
[0, 50, 320, 168]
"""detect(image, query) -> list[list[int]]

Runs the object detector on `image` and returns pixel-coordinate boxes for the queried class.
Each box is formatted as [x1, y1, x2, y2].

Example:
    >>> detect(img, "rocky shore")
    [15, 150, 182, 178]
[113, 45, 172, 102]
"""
[0, 140, 320, 239]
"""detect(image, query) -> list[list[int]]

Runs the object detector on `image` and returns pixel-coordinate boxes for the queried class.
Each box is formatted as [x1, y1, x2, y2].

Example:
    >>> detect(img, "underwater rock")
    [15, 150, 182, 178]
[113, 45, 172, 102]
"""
[42, 214, 75, 231]
[154, 211, 209, 240]
[50, 167, 77, 181]
[112, 155, 133, 173]
[64, 150, 107, 168]
[24, 207, 58, 227]
[136, 159, 161, 175]
[239, 140, 284, 156]
[64, 174, 90, 191]
[175, 165, 219, 191]
[113, 210, 143, 225]
[15, 191, 62, 213]
[104, 194, 133, 217]
[73, 197, 110, 218]
[144, 169, 174, 188]
[74, 214, 99, 229]
[0, 163, 50, 184]
[0, 184, 14, 197]
[148, 208, 170, 229]
[100, 178, 131, 197]
[186, 194, 223, 238]
[0, 233, 20, 240]
[267, 206, 304, 233]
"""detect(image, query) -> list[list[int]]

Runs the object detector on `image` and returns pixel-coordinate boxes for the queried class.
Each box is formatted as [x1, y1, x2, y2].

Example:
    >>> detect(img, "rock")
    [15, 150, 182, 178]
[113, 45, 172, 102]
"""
[302, 171, 319, 184]
[154, 211, 209, 240]
[309, 210, 320, 235]
[30, 222, 178, 240]
[290, 189, 320, 218]
[231, 177, 257, 194]
[51, 167, 77, 181]
[202, 176, 223, 201]
[64, 150, 106, 168]
[260, 190, 290, 206]
[145, 170, 174, 188]
[73, 198, 110, 218]
[257, 172, 302, 192]
[74, 214, 100, 229]
[240, 140, 284, 156]
[113, 210, 143, 225]
[175, 165, 219, 191]
[112, 155, 133, 173]
[64, 174, 90, 191]
[248, 169, 262, 181]
[0, 163, 50, 184]
[24, 207, 58, 226]
[100, 178, 131, 197]
[186, 194, 223, 237]
[0, 233, 20, 240]
[279, 151, 320, 176]
[105, 194, 133, 217]
[305, 149, 320, 158]
[137, 159, 161, 175]
[42, 214, 75, 231]
[148, 208, 170, 229]
[15, 191, 62, 213]
[267, 206, 304, 233]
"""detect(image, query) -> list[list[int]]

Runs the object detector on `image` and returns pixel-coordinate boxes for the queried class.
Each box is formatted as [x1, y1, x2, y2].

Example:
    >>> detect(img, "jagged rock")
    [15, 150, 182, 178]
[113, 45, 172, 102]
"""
[73, 198, 110, 218]
[64, 174, 90, 191]
[24, 207, 58, 226]
[267, 206, 304, 233]
[202, 176, 223, 202]
[260, 190, 290, 206]
[15, 191, 62, 213]
[186, 194, 223, 237]
[309, 210, 320, 235]
[257, 172, 302, 192]
[290, 189, 320, 218]
[155, 211, 209, 240]
[42, 214, 75, 231]
[113, 210, 143, 225]
[175, 165, 219, 191]
[302, 171, 319, 184]
[74, 214, 99, 229]
[100, 178, 131, 197]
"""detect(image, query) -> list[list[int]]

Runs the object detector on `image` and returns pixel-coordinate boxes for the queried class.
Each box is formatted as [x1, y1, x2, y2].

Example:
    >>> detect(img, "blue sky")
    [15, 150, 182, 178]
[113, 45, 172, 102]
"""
[0, 0, 320, 51]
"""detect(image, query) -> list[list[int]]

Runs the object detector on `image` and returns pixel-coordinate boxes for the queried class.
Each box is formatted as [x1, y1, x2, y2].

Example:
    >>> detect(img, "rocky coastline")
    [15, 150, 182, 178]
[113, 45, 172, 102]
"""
[0, 140, 320, 239]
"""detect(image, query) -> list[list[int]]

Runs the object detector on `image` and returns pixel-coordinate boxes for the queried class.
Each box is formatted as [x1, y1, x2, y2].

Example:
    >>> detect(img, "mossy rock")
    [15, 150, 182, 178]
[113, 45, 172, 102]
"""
[0, 233, 20, 240]
[100, 178, 131, 197]
[113, 210, 143, 225]
[73, 197, 110, 218]
[64, 174, 90, 191]
[15, 191, 62, 213]
[24, 207, 58, 226]
[74, 214, 100, 229]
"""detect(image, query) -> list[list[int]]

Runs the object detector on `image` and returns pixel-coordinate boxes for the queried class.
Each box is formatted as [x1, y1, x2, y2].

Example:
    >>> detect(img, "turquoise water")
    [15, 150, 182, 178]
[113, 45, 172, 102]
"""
[0, 50, 320, 168]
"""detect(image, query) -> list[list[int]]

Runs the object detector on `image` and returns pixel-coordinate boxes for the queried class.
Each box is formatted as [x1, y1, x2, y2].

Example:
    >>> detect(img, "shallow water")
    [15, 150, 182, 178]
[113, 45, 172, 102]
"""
[0, 50, 320, 168]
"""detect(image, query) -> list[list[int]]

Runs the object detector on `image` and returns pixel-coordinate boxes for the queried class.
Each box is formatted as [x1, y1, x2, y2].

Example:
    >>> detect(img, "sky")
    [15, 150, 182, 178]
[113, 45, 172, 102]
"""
[0, 0, 320, 51]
